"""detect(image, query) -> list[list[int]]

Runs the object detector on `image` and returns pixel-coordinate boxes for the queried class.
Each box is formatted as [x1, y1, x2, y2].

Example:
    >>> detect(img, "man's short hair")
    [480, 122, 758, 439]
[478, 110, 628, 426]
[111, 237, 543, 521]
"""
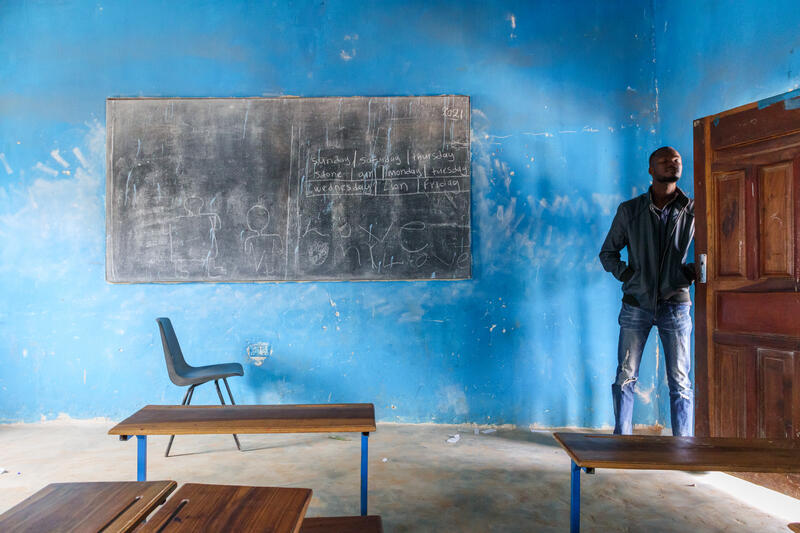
[649, 146, 678, 167]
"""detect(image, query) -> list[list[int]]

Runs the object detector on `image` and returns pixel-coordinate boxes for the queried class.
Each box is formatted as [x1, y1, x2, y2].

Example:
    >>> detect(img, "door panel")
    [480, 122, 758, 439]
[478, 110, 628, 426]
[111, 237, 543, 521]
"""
[758, 162, 794, 277]
[758, 349, 795, 439]
[714, 171, 747, 278]
[695, 89, 800, 498]
[710, 97, 800, 148]
[713, 343, 748, 438]
[716, 292, 800, 337]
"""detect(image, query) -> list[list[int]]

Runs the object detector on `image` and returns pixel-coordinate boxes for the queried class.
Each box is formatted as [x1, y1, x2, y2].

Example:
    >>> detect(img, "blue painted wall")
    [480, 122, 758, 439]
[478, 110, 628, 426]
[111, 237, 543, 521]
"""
[654, 0, 800, 172]
[1, 0, 682, 427]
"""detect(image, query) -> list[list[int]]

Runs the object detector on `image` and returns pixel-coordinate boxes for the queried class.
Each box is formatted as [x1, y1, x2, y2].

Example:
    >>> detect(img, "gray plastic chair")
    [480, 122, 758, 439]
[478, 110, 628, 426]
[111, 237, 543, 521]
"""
[156, 317, 244, 456]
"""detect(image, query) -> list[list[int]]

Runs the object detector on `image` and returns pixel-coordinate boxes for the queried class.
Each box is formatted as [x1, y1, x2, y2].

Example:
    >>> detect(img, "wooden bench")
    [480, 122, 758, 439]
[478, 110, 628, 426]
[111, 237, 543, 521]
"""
[554, 432, 800, 532]
[300, 515, 383, 533]
[0, 480, 384, 532]
[0, 481, 176, 532]
[137, 483, 312, 533]
[108, 404, 376, 515]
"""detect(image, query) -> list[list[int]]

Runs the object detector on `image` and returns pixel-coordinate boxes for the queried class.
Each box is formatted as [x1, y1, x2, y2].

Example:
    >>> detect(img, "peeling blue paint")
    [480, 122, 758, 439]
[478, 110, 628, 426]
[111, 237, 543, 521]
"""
[757, 87, 800, 109]
[786, 96, 800, 110]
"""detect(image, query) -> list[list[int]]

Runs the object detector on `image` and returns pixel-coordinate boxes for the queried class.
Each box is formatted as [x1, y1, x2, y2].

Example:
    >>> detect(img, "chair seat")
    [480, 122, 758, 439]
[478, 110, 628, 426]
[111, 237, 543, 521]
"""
[173, 362, 244, 386]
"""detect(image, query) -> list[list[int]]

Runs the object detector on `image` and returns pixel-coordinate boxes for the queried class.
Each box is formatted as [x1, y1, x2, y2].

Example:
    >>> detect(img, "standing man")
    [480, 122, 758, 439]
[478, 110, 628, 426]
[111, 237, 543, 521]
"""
[599, 146, 696, 436]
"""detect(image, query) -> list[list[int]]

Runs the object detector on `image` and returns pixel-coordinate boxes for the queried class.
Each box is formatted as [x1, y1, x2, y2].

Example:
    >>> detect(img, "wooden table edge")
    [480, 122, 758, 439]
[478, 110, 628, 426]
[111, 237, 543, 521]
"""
[552, 432, 583, 466]
[553, 431, 800, 447]
[555, 461, 800, 473]
[552, 432, 800, 472]
[108, 424, 377, 435]
[293, 488, 313, 533]
[135, 403, 376, 409]
[108, 403, 377, 436]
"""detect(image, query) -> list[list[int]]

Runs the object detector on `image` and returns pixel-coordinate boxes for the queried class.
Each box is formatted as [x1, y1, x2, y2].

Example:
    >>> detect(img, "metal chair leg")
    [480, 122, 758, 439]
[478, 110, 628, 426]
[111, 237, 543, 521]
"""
[223, 378, 236, 405]
[215, 380, 241, 451]
[165, 436, 176, 458]
[214, 379, 225, 404]
[165, 384, 195, 457]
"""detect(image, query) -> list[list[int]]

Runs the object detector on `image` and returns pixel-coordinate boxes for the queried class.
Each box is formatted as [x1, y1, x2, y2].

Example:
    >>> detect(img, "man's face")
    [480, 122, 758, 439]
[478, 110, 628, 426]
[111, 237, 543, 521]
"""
[649, 149, 682, 183]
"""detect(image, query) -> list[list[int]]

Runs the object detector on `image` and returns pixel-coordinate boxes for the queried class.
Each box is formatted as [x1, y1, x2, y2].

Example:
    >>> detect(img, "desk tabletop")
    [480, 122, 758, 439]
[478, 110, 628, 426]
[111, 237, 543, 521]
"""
[108, 404, 376, 436]
[137, 483, 312, 533]
[553, 432, 800, 472]
[0, 481, 176, 533]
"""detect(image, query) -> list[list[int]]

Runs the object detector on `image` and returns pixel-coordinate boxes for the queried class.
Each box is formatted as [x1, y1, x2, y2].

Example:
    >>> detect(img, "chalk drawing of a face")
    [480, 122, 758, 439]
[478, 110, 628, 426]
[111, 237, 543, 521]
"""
[184, 196, 204, 215]
[307, 239, 330, 266]
[246, 205, 270, 233]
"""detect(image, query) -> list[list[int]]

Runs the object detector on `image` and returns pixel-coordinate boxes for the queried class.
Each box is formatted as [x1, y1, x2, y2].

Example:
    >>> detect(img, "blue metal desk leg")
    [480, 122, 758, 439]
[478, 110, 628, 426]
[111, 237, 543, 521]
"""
[361, 432, 369, 516]
[137, 435, 147, 481]
[570, 460, 580, 533]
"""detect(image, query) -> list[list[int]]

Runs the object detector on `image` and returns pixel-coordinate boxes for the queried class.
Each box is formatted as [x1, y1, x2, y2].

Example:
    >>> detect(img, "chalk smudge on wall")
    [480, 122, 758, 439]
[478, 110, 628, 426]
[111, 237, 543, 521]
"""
[438, 384, 469, 416]
[0, 121, 104, 282]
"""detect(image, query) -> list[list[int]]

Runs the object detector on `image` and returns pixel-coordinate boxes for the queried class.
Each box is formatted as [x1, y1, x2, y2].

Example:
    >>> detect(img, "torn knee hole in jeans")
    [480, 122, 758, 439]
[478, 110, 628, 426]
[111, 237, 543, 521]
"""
[617, 377, 637, 388]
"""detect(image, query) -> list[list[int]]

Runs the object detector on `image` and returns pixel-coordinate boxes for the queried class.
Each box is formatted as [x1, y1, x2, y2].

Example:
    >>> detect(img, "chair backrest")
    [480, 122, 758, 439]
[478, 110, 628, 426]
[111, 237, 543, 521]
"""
[156, 317, 192, 385]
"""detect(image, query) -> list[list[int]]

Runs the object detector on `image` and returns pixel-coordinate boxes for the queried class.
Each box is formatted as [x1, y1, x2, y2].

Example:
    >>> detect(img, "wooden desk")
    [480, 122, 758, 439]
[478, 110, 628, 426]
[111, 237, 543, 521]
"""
[138, 483, 312, 533]
[109, 404, 376, 515]
[299, 515, 383, 533]
[553, 432, 800, 532]
[0, 481, 176, 533]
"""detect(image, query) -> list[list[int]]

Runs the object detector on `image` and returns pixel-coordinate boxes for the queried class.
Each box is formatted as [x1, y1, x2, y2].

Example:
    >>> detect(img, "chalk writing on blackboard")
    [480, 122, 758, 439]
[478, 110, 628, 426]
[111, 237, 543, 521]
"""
[106, 95, 471, 282]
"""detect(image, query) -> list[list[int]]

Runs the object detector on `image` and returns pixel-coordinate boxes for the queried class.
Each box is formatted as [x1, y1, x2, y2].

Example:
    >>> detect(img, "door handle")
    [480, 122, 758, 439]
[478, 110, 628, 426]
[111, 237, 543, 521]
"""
[697, 254, 707, 283]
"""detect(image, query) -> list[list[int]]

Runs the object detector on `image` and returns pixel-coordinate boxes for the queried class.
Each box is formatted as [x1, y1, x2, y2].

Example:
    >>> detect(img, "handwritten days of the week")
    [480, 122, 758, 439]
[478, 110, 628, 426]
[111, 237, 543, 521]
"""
[311, 150, 463, 180]
[306, 176, 466, 196]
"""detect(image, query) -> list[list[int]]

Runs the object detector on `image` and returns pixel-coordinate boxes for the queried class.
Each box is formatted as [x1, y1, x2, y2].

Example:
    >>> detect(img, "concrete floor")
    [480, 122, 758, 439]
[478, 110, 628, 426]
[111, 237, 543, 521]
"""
[0, 419, 796, 532]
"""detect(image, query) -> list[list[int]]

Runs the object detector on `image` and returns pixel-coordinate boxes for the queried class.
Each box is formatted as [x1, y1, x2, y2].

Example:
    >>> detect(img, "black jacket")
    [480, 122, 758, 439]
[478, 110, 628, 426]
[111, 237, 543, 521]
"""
[599, 186, 695, 310]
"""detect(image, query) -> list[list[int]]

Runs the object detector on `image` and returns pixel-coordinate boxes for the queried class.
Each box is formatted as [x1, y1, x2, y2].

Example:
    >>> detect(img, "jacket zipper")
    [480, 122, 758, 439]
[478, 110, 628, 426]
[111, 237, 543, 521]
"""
[653, 203, 688, 313]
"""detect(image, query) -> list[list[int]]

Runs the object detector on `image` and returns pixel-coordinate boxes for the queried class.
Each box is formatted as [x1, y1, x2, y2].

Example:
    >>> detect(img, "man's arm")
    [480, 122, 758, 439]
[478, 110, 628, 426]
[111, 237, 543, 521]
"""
[681, 243, 696, 283]
[599, 205, 634, 282]
[681, 216, 696, 283]
[682, 263, 696, 283]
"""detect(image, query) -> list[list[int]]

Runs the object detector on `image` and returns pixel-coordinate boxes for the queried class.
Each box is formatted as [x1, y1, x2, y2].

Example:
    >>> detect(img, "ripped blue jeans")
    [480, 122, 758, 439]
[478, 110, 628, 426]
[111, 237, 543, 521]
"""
[612, 302, 694, 436]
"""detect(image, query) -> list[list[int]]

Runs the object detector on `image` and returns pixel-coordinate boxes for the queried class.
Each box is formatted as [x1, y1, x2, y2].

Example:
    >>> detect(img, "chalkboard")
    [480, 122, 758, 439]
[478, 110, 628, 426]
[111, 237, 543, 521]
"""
[106, 96, 471, 282]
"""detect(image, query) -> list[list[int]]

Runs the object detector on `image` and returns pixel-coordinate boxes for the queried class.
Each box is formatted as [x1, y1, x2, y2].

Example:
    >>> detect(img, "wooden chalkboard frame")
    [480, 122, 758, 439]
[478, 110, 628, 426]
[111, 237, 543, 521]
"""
[106, 96, 471, 282]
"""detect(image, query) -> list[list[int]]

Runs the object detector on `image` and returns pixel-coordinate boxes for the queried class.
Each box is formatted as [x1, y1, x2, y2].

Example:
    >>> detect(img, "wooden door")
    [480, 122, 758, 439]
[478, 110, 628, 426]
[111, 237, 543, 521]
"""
[694, 88, 800, 497]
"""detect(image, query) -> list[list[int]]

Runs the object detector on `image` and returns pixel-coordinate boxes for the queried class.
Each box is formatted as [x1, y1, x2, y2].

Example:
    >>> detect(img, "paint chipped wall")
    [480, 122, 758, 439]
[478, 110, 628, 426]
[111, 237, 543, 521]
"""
[0, 1, 660, 426]
[653, 0, 800, 177]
